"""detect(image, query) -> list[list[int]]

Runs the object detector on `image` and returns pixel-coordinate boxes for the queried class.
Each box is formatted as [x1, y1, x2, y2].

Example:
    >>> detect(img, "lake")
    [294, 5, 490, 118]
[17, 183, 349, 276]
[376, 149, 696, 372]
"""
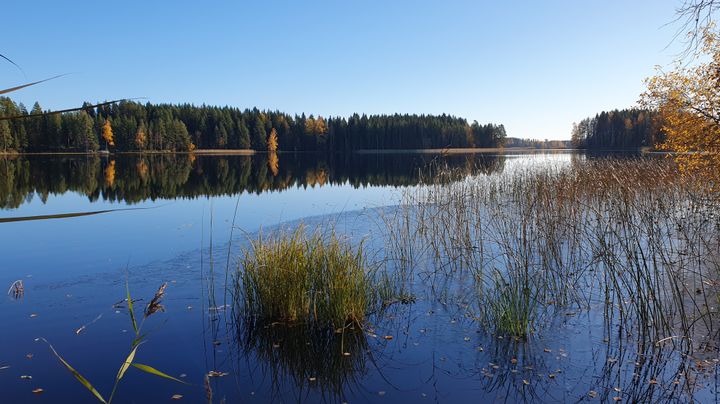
[0, 151, 717, 403]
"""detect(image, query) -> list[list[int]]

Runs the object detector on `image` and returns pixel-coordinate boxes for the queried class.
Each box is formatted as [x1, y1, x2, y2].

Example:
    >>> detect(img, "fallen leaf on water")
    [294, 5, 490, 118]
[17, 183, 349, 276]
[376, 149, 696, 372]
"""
[588, 390, 598, 398]
[207, 371, 229, 378]
[522, 379, 530, 385]
[548, 374, 556, 379]
[171, 394, 183, 400]
[32, 388, 43, 394]
[649, 379, 658, 385]
[511, 358, 518, 364]
[383, 335, 393, 340]
[463, 337, 470, 342]
[613, 396, 621, 402]
[613, 387, 621, 392]
[543, 348, 552, 353]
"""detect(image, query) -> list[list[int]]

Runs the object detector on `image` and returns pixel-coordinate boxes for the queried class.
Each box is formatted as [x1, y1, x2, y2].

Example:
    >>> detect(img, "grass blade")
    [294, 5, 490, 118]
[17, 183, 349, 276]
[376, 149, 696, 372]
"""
[126, 280, 138, 335]
[0, 99, 137, 121]
[0, 74, 65, 95]
[116, 345, 140, 382]
[41, 338, 107, 403]
[131, 363, 188, 384]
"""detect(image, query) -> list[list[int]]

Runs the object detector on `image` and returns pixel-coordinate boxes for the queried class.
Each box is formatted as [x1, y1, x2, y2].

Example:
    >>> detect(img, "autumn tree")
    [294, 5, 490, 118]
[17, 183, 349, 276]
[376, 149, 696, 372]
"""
[101, 119, 115, 150]
[267, 128, 279, 152]
[641, 27, 720, 178]
[135, 121, 147, 150]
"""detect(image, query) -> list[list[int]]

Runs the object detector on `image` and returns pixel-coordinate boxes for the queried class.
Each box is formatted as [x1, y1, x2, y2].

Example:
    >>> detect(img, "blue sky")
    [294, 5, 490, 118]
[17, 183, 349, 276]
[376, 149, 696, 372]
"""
[2, 1, 684, 140]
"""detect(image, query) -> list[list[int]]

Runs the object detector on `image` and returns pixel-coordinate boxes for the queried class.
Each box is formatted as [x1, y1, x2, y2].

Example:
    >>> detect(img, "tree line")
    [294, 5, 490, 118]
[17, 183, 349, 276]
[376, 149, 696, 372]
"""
[571, 109, 664, 150]
[0, 154, 505, 209]
[0, 98, 507, 153]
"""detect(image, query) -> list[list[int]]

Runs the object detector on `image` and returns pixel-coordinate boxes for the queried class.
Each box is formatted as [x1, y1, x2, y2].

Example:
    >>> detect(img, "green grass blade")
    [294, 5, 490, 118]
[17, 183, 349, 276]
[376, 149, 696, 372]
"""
[41, 339, 107, 403]
[131, 363, 188, 384]
[126, 280, 138, 335]
[116, 345, 140, 382]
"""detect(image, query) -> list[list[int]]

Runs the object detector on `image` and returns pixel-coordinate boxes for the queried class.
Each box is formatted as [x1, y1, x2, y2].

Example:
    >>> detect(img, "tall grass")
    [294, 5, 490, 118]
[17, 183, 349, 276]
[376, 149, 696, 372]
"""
[384, 157, 720, 343]
[235, 225, 375, 330]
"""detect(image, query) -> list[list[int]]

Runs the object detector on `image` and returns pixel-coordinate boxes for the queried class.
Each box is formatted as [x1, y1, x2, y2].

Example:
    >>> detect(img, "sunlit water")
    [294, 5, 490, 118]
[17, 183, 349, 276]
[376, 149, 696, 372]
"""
[0, 152, 717, 403]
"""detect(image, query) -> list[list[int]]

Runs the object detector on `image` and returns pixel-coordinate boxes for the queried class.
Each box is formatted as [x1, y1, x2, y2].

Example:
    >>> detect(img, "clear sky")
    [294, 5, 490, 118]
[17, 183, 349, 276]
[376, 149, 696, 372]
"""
[2, 1, 685, 140]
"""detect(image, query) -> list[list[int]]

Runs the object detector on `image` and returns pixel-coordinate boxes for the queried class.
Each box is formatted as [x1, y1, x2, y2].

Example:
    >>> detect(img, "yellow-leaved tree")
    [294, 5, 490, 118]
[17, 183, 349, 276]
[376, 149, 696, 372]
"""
[641, 27, 720, 180]
[101, 119, 115, 150]
[267, 128, 279, 152]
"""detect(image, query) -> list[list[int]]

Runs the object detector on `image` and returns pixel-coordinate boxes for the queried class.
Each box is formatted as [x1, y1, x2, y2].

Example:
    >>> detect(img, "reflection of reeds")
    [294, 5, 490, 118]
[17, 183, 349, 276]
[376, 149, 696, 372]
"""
[7, 280, 23, 299]
[238, 322, 369, 401]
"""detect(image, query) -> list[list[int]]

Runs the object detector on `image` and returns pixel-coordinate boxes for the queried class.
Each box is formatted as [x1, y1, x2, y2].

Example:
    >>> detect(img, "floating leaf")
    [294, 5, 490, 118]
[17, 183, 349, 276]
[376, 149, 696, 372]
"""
[32, 388, 44, 394]
[207, 370, 229, 378]
[171, 394, 183, 400]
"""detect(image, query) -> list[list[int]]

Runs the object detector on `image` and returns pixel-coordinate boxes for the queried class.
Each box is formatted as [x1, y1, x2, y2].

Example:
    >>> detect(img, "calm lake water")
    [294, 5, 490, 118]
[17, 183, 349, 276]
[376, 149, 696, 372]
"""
[0, 152, 717, 403]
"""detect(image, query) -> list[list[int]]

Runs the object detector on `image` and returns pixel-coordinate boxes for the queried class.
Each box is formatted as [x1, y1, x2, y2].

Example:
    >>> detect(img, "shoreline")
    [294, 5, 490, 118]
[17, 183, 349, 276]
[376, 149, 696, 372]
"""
[0, 147, 682, 157]
[0, 147, 578, 157]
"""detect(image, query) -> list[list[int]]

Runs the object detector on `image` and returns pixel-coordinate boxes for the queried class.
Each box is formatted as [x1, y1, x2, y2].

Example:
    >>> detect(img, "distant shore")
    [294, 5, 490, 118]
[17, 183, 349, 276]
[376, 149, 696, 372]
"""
[0, 147, 581, 157]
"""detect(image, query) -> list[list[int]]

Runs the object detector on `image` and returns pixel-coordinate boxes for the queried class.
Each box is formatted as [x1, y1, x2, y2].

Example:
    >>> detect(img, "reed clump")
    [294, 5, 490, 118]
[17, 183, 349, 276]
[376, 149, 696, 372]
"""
[236, 225, 374, 329]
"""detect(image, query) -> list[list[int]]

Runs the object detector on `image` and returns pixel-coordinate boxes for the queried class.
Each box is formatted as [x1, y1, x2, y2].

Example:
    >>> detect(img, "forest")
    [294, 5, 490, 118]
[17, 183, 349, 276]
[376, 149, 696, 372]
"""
[0, 98, 507, 153]
[571, 108, 664, 149]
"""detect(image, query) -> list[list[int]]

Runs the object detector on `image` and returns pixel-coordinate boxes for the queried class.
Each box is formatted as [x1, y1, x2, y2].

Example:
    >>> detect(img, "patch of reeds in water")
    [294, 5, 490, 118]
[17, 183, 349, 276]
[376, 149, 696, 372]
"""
[385, 157, 720, 346]
[235, 225, 375, 330]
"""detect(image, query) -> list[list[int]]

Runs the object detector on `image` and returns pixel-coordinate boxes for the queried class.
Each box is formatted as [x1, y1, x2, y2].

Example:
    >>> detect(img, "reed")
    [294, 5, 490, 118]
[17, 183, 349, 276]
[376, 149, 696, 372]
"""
[235, 225, 375, 330]
[384, 157, 720, 343]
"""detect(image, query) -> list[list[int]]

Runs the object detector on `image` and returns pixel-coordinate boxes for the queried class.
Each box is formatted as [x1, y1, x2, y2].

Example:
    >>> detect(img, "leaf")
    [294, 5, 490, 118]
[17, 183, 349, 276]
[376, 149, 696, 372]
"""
[131, 363, 187, 384]
[126, 280, 138, 335]
[115, 345, 140, 382]
[41, 339, 107, 403]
